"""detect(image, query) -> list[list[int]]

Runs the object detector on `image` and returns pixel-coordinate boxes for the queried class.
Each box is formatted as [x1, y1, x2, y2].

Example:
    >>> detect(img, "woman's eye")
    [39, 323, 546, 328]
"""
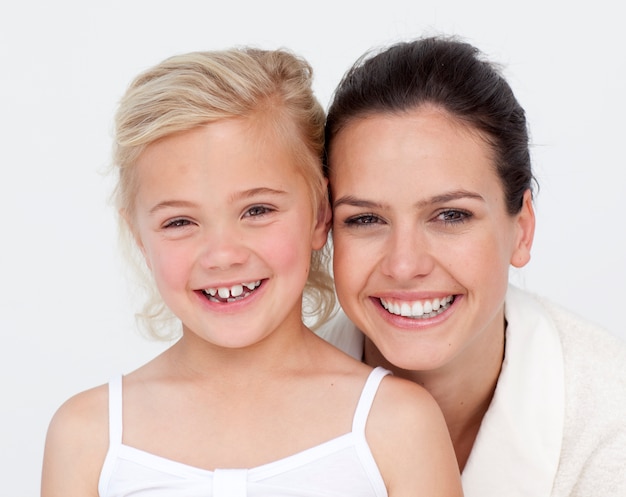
[344, 214, 382, 226]
[438, 209, 471, 224]
[163, 218, 191, 229]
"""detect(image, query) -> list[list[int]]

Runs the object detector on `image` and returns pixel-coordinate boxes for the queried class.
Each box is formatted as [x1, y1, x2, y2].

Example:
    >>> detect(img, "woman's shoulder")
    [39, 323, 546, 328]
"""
[508, 285, 626, 366]
[538, 301, 626, 495]
[527, 288, 626, 370]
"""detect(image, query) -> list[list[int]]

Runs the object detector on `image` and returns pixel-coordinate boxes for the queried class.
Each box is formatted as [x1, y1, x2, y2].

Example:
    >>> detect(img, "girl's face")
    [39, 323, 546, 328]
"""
[329, 107, 534, 373]
[130, 119, 329, 349]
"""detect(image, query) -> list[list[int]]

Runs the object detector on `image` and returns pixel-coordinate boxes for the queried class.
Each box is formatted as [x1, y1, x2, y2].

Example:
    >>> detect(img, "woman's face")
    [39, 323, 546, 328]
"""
[328, 106, 534, 372]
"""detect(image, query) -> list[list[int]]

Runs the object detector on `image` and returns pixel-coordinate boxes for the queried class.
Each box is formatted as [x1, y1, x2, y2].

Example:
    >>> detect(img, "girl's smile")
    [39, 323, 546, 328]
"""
[129, 118, 329, 349]
[200, 280, 263, 303]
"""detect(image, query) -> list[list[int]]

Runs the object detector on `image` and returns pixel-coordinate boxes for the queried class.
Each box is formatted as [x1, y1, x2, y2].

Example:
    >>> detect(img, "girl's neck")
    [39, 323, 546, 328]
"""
[166, 318, 315, 380]
[363, 319, 506, 472]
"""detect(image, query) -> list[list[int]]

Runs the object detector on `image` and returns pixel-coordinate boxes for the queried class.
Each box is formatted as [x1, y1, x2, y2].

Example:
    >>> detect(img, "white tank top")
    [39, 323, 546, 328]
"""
[99, 367, 391, 497]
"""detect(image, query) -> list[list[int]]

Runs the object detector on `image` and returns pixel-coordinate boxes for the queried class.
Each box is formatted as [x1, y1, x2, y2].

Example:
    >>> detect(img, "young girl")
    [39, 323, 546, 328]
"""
[40, 48, 463, 496]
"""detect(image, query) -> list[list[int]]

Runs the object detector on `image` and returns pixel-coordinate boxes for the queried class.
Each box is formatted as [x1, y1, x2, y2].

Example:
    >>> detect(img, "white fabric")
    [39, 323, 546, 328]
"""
[461, 285, 564, 496]
[98, 367, 391, 497]
[317, 285, 626, 496]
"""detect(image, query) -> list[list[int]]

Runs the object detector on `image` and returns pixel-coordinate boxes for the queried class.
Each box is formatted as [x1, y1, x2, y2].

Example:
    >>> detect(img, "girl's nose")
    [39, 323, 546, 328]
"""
[199, 225, 250, 271]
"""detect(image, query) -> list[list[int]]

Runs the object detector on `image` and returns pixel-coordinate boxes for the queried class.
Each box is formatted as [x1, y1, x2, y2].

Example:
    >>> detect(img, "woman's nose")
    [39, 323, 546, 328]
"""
[379, 225, 434, 281]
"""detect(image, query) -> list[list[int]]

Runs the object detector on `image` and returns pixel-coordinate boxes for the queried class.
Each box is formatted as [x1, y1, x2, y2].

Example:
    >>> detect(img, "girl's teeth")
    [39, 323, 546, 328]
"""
[230, 284, 244, 297]
[204, 281, 261, 301]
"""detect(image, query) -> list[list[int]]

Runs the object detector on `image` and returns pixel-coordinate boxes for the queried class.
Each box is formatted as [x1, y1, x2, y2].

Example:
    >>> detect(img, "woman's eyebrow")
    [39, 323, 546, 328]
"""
[333, 190, 483, 210]
[420, 190, 484, 207]
[333, 195, 386, 210]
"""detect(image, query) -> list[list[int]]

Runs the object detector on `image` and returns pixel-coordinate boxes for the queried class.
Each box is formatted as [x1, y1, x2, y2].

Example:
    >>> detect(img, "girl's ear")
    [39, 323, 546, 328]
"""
[120, 209, 151, 270]
[311, 180, 332, 250]
[510, 189, 535, 268]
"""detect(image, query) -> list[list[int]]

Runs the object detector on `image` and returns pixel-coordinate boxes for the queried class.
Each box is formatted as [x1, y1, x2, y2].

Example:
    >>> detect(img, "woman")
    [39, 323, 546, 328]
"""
[319, 35, 626, 496]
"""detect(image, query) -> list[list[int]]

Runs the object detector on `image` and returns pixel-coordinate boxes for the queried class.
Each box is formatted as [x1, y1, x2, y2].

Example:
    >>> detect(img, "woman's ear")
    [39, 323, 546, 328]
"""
[510, 189, 535, 268]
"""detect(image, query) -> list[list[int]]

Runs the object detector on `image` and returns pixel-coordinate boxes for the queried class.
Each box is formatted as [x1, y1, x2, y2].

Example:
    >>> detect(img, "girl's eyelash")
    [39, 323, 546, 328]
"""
[244, 205, 275, 217]
[163, 218, 192, 229]
[160, 205, 276, 228]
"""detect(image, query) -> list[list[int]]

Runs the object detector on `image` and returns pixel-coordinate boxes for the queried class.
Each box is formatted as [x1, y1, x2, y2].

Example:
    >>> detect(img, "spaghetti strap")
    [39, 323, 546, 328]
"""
[99, 376, 123, 496]
[107, 375, 123, 444]
[352, 367, 391, 434]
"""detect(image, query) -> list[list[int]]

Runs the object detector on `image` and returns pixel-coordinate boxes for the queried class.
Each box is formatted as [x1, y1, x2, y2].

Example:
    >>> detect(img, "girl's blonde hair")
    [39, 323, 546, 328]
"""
[112, 47, 334, 339]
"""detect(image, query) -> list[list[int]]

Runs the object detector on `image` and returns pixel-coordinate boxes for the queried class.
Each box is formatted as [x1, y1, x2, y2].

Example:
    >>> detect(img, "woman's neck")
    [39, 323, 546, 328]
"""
[363, 320, 506, 472]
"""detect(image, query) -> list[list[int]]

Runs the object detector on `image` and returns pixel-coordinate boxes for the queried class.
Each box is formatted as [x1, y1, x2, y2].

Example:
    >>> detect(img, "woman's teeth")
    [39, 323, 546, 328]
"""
[203, 281, 261, 302]
[379, 295, 454, 318]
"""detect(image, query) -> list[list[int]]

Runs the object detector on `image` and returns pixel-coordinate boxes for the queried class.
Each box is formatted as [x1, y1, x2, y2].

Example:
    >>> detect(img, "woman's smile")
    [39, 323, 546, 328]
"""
[378, 295, 455, 319]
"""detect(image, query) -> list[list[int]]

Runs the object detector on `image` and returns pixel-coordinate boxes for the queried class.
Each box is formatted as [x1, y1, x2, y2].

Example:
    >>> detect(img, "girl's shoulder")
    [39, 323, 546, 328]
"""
[41, 383, 109, 497]
[369, 374, 443, 429]
[366, 375, 463, 496]
[46, 382, 109, 443]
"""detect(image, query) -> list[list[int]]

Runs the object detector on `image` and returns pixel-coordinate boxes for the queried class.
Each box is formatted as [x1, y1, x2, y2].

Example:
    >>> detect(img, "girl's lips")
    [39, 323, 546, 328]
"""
[201, 280, 263, 303]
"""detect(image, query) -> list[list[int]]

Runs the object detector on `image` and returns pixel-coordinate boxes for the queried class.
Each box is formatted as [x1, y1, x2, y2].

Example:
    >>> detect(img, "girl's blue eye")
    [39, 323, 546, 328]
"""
[244, 205, 273, 217]
[163, 218, 191, 229]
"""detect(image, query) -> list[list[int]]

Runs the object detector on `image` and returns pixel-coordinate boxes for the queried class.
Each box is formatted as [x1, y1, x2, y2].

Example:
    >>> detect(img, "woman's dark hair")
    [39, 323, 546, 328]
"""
[325, 35, 535, 214]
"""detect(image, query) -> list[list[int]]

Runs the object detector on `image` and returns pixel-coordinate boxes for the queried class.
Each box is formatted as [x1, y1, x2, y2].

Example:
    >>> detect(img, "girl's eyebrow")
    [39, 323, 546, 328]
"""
[149, 200, 196, 215]
[333, 190, 484, 210]
[148, 188, 289, 215]
[230, 187, 288, 202]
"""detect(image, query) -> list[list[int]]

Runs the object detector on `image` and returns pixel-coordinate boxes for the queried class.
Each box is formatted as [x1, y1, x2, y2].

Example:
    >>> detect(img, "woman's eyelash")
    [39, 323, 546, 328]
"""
[341, 210, 472, 227]
[344, 214, 382, 226]
[438, 209, 472, 224]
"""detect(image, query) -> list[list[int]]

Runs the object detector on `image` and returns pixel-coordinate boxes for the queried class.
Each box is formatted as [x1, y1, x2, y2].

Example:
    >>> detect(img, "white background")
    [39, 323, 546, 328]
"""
[1, 1, 624, 494]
